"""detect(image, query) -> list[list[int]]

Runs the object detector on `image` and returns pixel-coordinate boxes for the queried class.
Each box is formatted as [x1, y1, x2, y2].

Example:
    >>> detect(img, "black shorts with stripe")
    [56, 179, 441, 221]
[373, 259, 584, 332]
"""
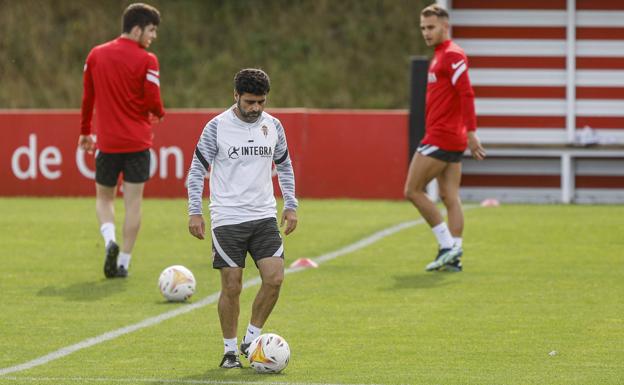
[211, 217, 284, 269]
[95, 150, 151, 187]
[417, 143, 464, 163]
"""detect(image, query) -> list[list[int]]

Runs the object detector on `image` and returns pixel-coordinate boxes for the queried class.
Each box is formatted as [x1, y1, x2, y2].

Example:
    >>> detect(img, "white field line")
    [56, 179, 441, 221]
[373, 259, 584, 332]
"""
[0, 213, 446, 377]
[0, 375, 390, 385]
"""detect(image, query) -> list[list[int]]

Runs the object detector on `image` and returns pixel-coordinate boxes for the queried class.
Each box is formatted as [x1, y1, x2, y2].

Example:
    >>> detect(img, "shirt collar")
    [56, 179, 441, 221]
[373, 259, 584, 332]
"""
[117, 36, 142, 48]
[435, 39, 452, 52]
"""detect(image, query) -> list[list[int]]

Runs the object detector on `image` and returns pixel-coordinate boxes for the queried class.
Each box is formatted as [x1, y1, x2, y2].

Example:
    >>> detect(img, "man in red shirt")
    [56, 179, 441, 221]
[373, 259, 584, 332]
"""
[79, 3, 165, 278]
[404, 4, 486, 272]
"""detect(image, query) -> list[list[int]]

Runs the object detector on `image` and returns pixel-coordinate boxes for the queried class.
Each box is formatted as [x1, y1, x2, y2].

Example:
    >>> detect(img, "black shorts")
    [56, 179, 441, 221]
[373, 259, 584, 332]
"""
[95, 150, 151, 187]
[211, 217, 284, 269]
[417, 143, 464, 163]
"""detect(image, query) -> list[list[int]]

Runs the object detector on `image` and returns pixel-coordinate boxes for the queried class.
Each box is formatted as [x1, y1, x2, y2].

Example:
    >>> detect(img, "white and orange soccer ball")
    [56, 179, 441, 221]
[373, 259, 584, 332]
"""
[248, 333, 290, 373]
[158, 265, 196, 302]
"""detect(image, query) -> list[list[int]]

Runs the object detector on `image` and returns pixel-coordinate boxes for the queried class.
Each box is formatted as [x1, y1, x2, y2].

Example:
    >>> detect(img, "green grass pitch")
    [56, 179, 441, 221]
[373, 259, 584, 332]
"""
[0, 198, 622, 385]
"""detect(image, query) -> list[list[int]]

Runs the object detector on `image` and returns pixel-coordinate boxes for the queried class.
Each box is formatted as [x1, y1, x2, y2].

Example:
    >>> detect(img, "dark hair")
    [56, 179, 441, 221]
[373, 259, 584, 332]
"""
[234, 68, 271, 96]
[421, 4, 449, 19]
[122, 3, 160, 33]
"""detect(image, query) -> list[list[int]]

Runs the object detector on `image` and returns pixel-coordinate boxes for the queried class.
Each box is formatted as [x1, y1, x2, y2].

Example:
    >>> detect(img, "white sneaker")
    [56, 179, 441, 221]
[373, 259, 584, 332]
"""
[425, 246, 463, 271]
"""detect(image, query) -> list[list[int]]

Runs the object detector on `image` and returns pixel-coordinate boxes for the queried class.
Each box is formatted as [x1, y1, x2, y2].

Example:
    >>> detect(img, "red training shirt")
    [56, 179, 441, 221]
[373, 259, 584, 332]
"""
[80, 37, 165, 153]
[422, 39, 477, 152]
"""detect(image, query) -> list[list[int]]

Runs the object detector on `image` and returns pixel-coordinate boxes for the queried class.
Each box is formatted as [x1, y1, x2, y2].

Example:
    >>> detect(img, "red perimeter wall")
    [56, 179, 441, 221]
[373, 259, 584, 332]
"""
[0, 109, 408, 199]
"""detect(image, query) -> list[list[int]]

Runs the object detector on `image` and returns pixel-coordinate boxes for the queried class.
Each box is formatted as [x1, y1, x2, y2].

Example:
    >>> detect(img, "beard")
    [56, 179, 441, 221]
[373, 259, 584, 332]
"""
[237, 100, 261, 122]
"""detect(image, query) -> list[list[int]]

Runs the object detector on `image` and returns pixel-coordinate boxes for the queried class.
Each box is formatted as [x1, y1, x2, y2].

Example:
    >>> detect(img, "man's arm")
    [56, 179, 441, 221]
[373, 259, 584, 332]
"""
[144, 53, 165, 119]
[448, 52, 485, 159]
[273, 120, 298, 235]
[79, 52, 96, 153]
[447, 52, 476, 133]
[187, 119, 219, 239]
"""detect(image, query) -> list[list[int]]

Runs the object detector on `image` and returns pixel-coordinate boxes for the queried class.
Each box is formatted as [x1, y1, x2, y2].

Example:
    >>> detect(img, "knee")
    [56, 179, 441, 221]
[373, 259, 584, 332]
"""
[222, 280, 242, 297]
[403, 187, 411, 201]
[404, 186, 415, 202]
[263, 272, 284, 290]
[404, 186, 424, 204]
[96, 195, 115, 206]
[440, 192, 460, 207]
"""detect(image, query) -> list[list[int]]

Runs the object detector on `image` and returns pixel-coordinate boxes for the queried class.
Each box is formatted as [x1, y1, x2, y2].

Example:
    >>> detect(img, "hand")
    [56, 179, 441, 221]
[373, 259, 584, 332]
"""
[78, 135, 96, 154]
[188, 214, 206, 240]
[468, 131, 486, 160]
[280, 208, 298, 235]
[149, 113, 164, 124]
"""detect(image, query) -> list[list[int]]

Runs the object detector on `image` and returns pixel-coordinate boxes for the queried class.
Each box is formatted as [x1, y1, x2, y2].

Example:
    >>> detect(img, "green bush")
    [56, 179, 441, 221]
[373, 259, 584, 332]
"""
[0, 0, 433, 108]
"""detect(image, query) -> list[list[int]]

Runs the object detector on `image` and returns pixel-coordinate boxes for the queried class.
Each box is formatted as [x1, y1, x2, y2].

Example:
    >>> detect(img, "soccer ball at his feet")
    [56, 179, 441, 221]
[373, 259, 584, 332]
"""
[248, 333, 290, 373]
[158, 265, 196, 302]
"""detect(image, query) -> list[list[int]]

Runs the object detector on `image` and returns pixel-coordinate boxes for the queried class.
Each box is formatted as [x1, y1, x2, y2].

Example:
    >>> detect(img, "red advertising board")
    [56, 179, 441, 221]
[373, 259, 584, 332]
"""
[0, 109, 408, 199]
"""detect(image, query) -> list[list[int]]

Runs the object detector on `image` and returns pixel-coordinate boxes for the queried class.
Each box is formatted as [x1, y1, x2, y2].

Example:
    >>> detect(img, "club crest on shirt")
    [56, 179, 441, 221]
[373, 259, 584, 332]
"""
[261, 125, 268, 138]
[428, 72, 437, 83]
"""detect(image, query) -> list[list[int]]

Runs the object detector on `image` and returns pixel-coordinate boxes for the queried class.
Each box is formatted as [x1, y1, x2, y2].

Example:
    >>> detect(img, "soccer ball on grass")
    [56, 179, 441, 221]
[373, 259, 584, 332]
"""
[248, 333, 290, 373]
[158, 265, 196, 302]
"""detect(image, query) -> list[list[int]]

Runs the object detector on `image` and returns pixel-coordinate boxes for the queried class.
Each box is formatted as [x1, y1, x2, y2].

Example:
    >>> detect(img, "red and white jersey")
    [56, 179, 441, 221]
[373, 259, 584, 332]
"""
[80, 37, 165, 153]
[423, 39, 477, 152]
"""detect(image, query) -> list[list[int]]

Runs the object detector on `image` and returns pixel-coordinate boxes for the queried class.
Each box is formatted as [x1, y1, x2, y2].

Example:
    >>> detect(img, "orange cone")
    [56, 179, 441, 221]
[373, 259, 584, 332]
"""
[289, 258, 319, 269]
[480, 198, 500, 207]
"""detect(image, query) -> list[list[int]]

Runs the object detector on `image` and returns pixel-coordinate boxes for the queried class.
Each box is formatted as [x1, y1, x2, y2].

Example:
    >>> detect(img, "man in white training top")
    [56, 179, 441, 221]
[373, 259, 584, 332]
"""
[187, 68, 298, 369]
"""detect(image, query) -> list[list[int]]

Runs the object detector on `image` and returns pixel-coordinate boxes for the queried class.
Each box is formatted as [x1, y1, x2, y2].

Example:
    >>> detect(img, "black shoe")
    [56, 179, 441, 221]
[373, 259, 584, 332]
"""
[115, 266, 128, 278]
[240, 340, 251, 358]
[219, 352, 242, 368]
[103, 241, 119, 278]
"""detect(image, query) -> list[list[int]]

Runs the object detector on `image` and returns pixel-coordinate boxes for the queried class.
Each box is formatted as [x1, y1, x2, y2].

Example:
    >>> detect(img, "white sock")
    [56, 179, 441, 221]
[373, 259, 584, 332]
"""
[453, 237, 463, 248]
[117, 252, 131, 269]
[432, 222, 454, 249]
[100, 223, 116, 246]
[244, 323, 262, 344]
[223, 337, 238, 354]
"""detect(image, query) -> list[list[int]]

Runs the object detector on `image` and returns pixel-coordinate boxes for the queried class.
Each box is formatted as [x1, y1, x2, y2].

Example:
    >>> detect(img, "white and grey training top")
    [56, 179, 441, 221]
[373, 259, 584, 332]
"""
[187, 106, 298, 229]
